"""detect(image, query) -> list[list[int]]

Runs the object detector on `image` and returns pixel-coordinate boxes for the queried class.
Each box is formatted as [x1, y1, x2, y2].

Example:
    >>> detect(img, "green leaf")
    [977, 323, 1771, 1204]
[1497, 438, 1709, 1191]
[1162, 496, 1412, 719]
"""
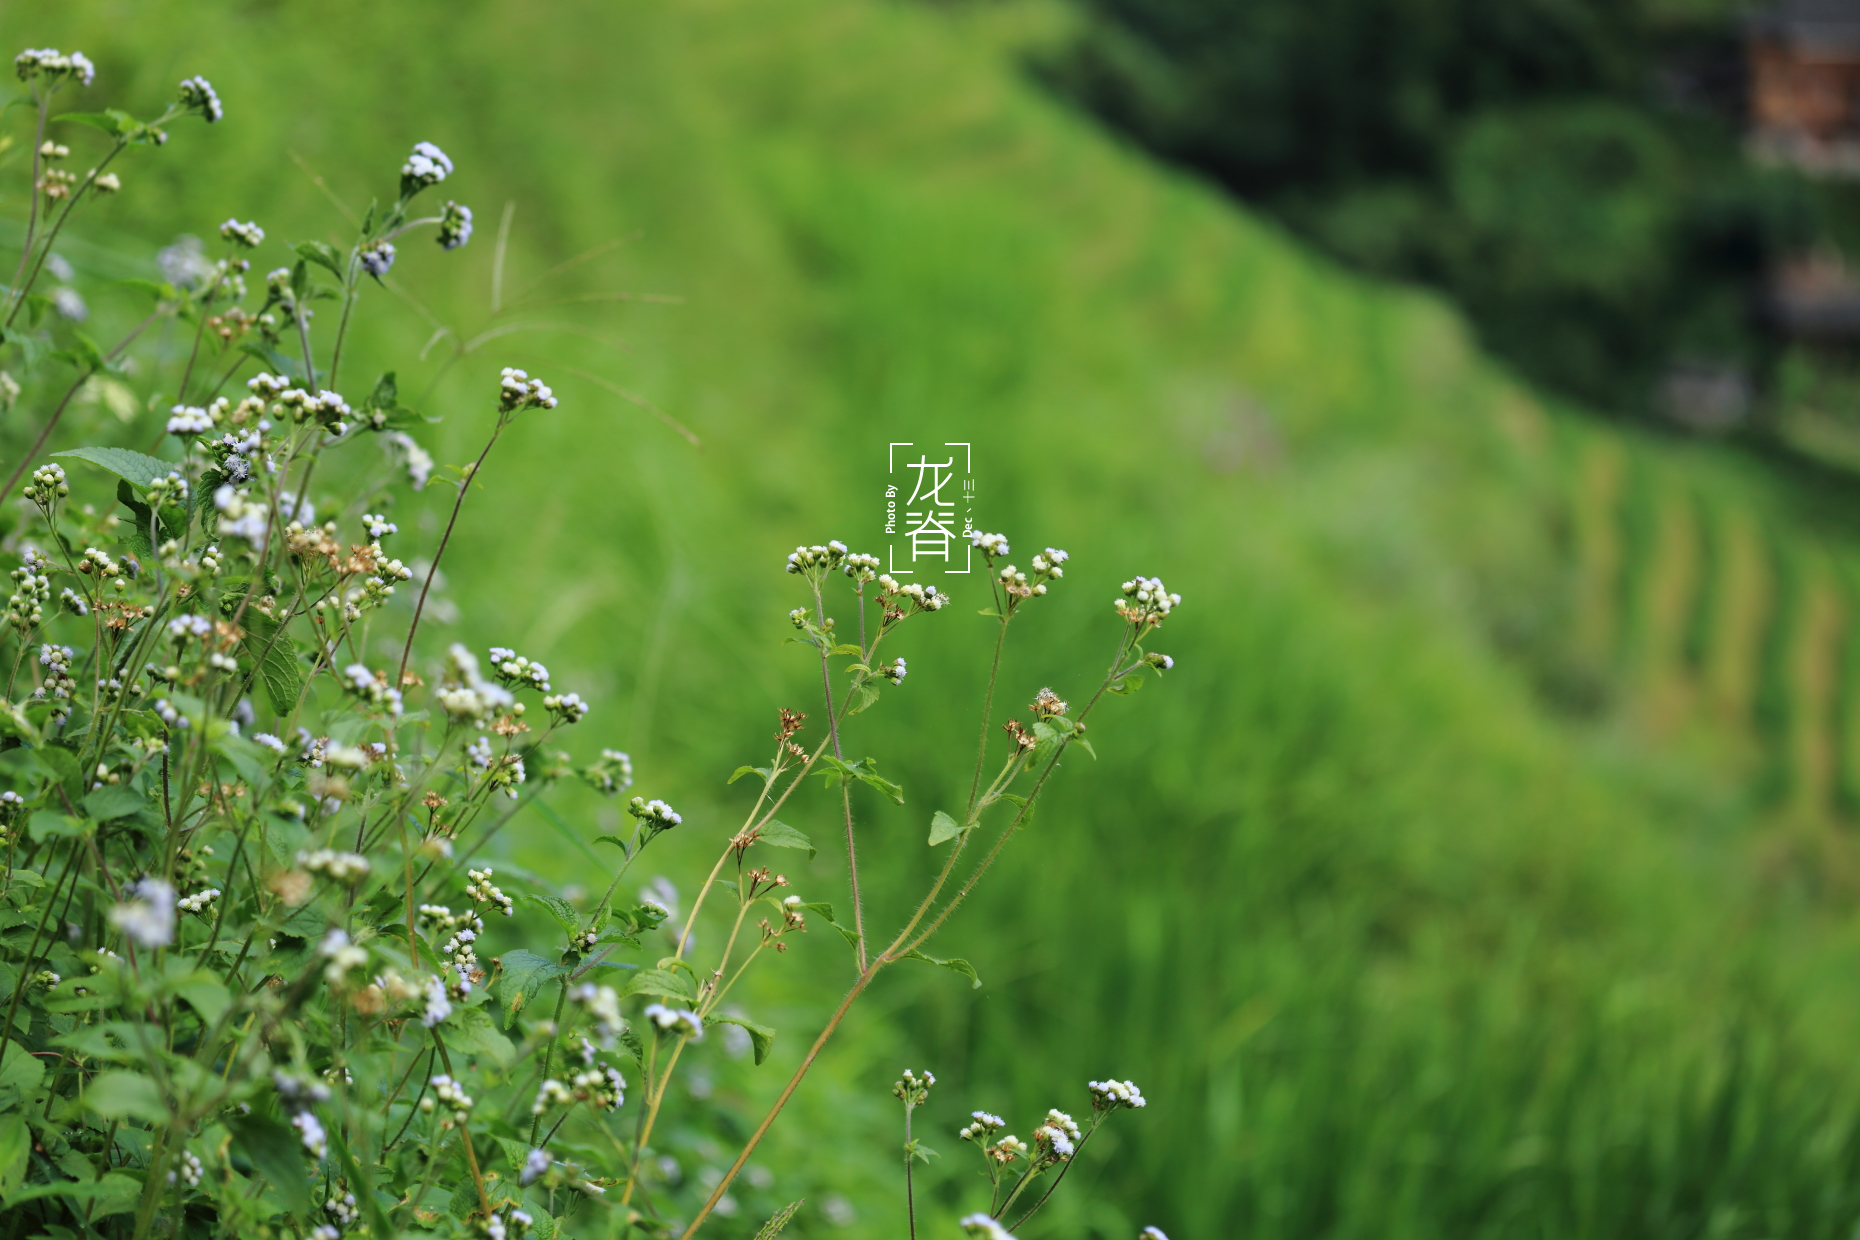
[846, 682, 881, 715]
[194, 467, 227, 522]
[0, 703, 40, 749]
[29, 811, 85, 840]
[81, 786, 146, 822]
[706, 1013, 776, 1065]
[54, 446, 176, 490]
[115, 478, 157, 558]
[55, 110, 132, 136]
[752, 819, 815, 860]
[117, 277, 181, 304]
[829, 643, 864, 656]
[728, 765, 770, 785]
[363, 371, 399, 410]
[815, 754, 904, 803]
[0, 1051, 44, 1099]
[293, 240, 346, 279]
[54, 332, 107, 373]
[596, 924, 641, 951]
[856, 762, 905, 805]
[34, 746, 77, 783]
[0, 1112, 27, 1198]
[239, 341, 304, 381]
[444, 1006, 515, 1068]
[928, 809, 962, 847]
[229, 1115, 312, 1214]
[523, 1200, 561, 1240]
[83, 1070, 167, 1122]
[522, 893, 582, 934]
[592, 834, 630, 854]
[623, 903, 668, 933]
[902, 949, 981, 989]
[622, 968, 694, 1003]
[496, 949, 564, 1025]
[5, 1172, 141, 1216]
[233, 609, 305, 716]
[1106, 673, 1145, 696]
[168, 970, 232, 1025]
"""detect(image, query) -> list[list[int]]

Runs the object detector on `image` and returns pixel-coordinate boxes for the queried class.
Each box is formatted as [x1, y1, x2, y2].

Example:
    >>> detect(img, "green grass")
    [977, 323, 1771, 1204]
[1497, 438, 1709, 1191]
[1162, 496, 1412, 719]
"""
[15, 1, 1860, 1237]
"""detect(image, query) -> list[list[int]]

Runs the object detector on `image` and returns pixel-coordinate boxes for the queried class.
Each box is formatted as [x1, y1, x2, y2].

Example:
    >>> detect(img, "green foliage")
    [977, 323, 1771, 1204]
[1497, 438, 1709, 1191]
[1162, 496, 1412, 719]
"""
[1039, 0, 1816, 415]
[17, 2, 1860, 1239]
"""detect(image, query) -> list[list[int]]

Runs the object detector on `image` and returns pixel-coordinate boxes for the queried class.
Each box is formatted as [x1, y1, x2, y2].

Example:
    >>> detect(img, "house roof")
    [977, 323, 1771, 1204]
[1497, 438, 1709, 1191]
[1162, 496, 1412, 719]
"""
[1751, 0, 1860, 53]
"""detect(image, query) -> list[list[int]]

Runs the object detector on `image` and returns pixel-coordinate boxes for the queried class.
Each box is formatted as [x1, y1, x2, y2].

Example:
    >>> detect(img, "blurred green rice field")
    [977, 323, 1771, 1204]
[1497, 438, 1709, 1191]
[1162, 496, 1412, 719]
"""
[16, 1, 1860, 1236]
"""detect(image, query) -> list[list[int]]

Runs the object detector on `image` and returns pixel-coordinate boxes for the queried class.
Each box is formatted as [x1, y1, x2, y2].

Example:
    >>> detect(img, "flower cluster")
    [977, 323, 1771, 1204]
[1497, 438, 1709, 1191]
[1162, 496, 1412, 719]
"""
[1088, 1078, 1148, 1111]
[341, 663, 404, 716]
[644, 1002, 704, 1038]
[167, 405, 215, 436]
[498, 367, 557, 412]
[572, 981, 627, 1043]
[544, 691, 589, 724]
[960, 1213, 1015, 1239]
[427, 1072, 474, 1120]
[628, 795, 683, 832]
[219, 219, 264, 249]
[108, 877, 175, 949]
[876, 574, 950, 616]
[176, 887, 221, 915]
[892, 1068, 935, 1106]
[582, 747, 634, 795]
[489, 646, 551, 691]
[438, 200, 474, 250]
[995, 545, 1068, 610]
[400, 140, 453, 192]
[464, 867, 514, 915]
[360, 239, 395, 277]
[7, 558, 50, 630]
[297, 849, 371, 883]
[168, 1149, 205, 1187]
[21, 462, 66, 506]
[960, 1110, 1006, 1142]
[178, 75, 222, 122]
[15, 48, 94, 87]
[1032, 1108, 1081, 1163]
[1116, 575, 1182, 626]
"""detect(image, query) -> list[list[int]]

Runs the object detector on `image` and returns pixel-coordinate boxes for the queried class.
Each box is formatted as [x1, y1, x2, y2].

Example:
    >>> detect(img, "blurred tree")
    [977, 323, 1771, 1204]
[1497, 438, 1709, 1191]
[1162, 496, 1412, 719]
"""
[1036, 0, 1816, 417]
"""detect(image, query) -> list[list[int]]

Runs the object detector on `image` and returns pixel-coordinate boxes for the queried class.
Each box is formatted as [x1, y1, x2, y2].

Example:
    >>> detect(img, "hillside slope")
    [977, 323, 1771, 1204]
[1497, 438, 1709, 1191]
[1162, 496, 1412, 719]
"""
[13, 1, 1860, 1237]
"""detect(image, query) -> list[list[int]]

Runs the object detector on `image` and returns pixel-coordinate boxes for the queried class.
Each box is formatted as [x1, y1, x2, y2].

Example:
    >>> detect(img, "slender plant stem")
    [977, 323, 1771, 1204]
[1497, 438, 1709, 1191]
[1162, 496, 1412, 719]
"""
[397, 418, 504, 684]
[0, 838, 80, 1070]
[966, 615, 1009, 817]
[814, 584, 866, 970]
[904, 1104, 918, 1240]
[678, 966, 877, 1237]
[431, 1032, 492, 1216]
[295, 307, 317, 388]
[5, 95, 48, 307]
[527, 979, 571, 1145]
